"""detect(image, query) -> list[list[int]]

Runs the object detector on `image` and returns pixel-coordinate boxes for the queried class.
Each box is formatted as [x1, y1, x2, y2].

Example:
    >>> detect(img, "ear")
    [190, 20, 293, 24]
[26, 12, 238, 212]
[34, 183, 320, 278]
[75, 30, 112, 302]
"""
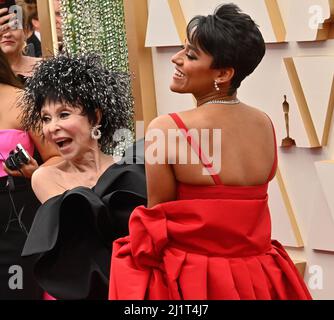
[95, 108, 102, 125]
[31, 18, 40, 31]
[215, 67, 235, 85]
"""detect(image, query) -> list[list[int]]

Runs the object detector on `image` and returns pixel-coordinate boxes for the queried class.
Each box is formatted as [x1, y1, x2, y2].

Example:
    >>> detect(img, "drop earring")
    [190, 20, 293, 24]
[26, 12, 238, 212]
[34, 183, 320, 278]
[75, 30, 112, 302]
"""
[91, 125, 102, 140]
[214, 80, 220, 91]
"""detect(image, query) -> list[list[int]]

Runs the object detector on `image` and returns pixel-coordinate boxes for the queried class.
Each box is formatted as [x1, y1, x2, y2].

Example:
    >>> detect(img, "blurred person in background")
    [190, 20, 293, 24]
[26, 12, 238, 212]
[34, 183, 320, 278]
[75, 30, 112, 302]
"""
[0, 48, 58, 299]
[25, 0, 42, 58]
[0, 0, 41, 83]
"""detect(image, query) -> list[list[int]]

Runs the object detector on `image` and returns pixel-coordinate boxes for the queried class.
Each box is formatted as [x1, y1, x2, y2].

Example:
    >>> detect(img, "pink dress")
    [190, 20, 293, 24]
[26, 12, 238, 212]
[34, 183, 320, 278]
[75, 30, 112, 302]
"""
[0, 129, 43, 299]
[0, 129, 34, 177]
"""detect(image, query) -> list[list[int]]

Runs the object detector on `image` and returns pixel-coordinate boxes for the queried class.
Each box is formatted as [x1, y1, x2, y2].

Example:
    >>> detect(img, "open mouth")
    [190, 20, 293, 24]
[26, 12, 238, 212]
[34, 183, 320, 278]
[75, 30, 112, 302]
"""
[55, 138, 73, 149]
[174, 69, 185, 78]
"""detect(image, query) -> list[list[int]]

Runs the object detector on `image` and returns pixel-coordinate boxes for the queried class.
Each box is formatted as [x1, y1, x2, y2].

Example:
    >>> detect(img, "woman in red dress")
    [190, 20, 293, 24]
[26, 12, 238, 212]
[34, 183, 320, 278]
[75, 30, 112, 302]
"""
[109, 3, 312, 300]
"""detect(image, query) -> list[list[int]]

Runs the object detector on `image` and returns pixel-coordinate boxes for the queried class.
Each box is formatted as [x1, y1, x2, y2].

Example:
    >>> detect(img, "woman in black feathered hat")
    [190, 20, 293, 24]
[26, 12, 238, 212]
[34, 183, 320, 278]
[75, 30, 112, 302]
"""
[20, 53, 147, 300]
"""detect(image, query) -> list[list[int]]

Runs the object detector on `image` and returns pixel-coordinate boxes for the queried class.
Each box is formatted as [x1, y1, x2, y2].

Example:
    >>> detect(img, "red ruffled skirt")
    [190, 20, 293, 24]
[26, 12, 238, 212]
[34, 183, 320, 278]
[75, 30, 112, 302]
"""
[109, 197, 311, 300]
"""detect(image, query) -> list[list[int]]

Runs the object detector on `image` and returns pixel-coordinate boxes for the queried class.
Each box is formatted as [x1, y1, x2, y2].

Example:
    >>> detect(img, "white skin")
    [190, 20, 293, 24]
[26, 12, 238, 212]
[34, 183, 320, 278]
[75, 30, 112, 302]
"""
[0, 24, 41, 76]
[31, 101, 114, 203]
[145, 40, 276, 208]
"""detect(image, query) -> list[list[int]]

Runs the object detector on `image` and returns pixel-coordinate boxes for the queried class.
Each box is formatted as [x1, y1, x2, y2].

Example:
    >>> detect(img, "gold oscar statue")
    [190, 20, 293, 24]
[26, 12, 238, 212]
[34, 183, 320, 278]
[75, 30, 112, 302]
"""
[281, 95, 296, 147]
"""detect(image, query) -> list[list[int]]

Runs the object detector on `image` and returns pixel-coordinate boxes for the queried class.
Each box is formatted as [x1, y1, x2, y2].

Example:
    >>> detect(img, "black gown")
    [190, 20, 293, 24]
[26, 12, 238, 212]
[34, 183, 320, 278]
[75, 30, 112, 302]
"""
[0, 74, 45, 300]
[0, 176, 43, 300]
[22, 141, 147, 300]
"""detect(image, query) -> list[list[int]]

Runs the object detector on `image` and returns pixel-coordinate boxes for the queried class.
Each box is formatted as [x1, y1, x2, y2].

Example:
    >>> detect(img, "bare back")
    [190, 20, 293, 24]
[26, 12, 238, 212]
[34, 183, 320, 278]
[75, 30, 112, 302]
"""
[168, 103, 276, 186]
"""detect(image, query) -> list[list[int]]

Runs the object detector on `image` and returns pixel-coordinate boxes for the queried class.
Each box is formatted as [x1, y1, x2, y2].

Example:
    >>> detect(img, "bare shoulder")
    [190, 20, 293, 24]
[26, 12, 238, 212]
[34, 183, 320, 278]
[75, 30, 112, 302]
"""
[31, 165, 58, 189]
[31, 164, 65, 203]
[241, 104, 274, 130]
[146, 114, 178, 132]
[147, 108, 199, 130]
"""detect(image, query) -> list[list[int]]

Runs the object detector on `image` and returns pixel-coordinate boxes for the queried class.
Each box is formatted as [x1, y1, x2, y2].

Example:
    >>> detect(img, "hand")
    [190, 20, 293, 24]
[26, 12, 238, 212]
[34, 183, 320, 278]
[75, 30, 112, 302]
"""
[3, 156, 39, 179]
[0, 8, 16, 36]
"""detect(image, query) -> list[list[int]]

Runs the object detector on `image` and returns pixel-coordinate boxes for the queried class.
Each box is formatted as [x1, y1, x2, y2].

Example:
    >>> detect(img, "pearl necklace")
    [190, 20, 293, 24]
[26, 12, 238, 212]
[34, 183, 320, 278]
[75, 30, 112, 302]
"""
[205, 98, 240, 105]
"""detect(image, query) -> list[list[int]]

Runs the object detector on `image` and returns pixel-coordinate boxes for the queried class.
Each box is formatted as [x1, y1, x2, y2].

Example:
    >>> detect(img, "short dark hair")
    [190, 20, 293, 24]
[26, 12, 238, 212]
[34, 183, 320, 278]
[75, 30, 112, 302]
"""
[187, 3, 266, 94]
[20, 54, 133, 153]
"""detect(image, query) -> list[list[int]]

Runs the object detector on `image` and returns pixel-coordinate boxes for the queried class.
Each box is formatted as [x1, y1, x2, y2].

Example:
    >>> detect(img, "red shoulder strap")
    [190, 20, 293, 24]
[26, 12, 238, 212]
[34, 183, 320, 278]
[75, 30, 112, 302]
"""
[169, 113, 222, 185]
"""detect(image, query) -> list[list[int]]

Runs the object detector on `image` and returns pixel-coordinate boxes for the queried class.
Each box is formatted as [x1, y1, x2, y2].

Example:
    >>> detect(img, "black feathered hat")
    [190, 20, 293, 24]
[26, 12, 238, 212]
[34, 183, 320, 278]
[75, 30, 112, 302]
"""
[20, 53, 133, 153]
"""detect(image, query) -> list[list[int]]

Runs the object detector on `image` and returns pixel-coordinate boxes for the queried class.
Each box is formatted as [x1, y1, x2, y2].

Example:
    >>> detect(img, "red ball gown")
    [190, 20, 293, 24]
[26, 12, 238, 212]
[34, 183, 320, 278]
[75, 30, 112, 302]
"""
[109, 113, 312, 300]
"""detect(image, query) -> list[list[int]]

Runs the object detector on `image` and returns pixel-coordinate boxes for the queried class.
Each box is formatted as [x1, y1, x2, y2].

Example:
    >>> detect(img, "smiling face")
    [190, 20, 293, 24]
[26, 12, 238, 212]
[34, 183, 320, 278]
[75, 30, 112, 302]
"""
[0, 28, 26, 56]
[170, 40, 220, 98]
[41, 101, 96, 160]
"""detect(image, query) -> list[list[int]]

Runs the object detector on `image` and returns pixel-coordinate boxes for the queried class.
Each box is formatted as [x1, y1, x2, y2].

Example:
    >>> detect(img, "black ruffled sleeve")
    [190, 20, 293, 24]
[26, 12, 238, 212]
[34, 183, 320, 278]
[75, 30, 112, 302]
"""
[22, 140, 147, 300]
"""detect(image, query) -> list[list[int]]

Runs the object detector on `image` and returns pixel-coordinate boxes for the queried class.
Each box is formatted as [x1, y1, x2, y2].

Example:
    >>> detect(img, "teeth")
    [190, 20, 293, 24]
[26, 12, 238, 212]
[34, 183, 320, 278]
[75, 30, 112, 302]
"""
[55, 139, 70, 148]
[174, 70, 184, 78]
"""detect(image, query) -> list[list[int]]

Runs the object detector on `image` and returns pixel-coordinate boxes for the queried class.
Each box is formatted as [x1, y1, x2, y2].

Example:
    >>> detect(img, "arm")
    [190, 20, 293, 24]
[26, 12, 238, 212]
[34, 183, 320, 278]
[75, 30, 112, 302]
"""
[145, 115, 177, 208]
[3, 131, 61, 178]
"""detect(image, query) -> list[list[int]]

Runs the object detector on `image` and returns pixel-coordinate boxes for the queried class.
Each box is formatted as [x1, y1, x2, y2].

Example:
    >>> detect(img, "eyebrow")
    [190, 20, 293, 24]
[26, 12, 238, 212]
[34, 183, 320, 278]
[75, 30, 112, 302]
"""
[41, 104, 67, 114]
[187, 43, 200, 54]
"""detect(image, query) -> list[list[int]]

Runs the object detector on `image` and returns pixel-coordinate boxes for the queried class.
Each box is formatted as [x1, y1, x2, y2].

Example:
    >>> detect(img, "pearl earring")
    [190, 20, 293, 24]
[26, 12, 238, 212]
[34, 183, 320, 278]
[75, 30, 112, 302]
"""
[91, 125, 102, 140]
[214, 80, 220, 91]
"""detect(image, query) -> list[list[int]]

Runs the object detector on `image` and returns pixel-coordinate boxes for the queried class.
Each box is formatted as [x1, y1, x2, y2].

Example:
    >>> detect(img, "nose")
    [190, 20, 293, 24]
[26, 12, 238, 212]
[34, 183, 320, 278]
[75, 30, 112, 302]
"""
[171, 49, 183, 65]
[2, 31, 12, 39]
[44, 118, 60, 137]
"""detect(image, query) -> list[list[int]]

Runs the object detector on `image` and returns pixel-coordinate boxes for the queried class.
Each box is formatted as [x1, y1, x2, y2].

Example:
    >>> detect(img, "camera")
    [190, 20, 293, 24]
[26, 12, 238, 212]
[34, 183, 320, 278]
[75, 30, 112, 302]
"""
[0, 1, 22, 30]
[0, 0, 16, 14]
[5, 144, 30, 171]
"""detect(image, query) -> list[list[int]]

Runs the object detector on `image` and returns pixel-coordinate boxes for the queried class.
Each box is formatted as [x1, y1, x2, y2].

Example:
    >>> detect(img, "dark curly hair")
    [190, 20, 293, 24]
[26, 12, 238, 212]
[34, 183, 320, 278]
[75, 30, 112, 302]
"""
[20, 53, 133, 153]
[187, 3, 266, 94]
